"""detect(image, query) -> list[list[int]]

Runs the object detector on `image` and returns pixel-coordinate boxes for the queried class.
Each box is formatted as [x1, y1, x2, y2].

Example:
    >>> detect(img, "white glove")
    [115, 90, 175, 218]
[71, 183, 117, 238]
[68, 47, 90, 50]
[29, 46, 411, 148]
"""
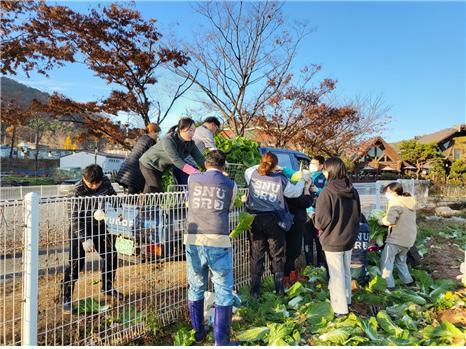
[301, 170, 312, 182]
[82, 239, 95, 253]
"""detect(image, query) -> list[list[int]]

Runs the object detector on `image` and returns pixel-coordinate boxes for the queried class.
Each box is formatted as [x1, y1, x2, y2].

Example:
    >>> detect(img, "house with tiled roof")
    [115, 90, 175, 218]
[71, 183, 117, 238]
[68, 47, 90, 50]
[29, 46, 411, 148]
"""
[390, 124, 466, 162]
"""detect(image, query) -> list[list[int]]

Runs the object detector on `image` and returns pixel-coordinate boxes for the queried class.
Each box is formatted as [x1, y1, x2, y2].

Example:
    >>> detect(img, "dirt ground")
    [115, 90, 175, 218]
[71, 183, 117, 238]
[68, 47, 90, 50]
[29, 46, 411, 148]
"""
[0, 260, 187, 345]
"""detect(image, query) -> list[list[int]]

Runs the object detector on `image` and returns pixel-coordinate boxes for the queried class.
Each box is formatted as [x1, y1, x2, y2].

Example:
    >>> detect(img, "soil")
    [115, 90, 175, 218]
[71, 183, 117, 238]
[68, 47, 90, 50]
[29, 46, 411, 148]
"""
[0, 260, 187, 345]
[437, 306, 466, 327]
[423, 236, 464, 280]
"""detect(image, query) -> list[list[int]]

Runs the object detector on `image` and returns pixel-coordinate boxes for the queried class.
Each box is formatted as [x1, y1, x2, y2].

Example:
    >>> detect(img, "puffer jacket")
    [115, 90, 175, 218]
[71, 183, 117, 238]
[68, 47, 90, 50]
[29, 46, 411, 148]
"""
[382, 195, 417, 248]
[69, 176, 117, 239]
[116, 135, 156, 191]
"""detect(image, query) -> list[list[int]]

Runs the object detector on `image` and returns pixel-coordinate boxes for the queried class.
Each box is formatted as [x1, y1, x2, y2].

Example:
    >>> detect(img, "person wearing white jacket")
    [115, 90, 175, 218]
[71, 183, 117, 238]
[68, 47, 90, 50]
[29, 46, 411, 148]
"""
[379, 182, 417, 290]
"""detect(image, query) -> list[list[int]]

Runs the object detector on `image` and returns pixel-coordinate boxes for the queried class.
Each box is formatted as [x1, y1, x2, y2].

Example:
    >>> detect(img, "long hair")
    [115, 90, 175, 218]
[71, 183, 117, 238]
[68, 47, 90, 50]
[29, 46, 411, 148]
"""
[146, 123, 160, 134]
[323, 157, 348, 181]
[258, 152, 278, 176]
[167, 117, 195, 135]
[384, 182, 412, 197]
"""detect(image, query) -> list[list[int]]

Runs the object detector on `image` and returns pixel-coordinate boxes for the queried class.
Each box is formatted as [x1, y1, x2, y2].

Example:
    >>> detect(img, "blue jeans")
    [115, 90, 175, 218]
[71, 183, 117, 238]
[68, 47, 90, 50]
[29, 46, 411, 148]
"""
[185, 244, 234, 306]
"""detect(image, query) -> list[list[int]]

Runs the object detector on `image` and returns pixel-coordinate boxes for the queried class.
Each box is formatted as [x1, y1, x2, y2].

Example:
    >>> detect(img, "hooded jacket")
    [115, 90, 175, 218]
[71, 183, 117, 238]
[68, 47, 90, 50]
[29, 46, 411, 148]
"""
[382, 195, 417, 248]
[313, 178, 361, 252]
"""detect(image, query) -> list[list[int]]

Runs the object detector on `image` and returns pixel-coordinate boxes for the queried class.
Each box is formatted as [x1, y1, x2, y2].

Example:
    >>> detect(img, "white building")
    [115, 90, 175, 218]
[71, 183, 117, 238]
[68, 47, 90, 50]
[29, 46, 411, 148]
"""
[0, 145, 17, 158]
[60, 151, 126, 174]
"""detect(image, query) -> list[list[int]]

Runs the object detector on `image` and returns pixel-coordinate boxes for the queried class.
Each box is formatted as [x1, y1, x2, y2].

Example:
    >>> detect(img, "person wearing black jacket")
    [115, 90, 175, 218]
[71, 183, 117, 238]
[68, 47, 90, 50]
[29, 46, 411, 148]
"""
[116, 123, 160, 194]
[284, 191, 313, 287]
[61, 165, 123, 313]
[313, 157, 360, 317]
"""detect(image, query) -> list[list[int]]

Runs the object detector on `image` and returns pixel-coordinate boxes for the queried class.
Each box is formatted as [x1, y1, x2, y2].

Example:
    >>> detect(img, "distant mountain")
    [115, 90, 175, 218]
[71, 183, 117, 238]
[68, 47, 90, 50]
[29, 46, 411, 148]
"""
[1, 76, 50, 106]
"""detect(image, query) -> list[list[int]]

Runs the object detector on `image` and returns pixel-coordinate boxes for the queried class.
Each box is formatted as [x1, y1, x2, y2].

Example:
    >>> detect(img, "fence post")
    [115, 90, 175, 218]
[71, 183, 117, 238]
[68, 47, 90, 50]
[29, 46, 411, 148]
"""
[375, 181, 381, 210]
[22, 192, 39, 346]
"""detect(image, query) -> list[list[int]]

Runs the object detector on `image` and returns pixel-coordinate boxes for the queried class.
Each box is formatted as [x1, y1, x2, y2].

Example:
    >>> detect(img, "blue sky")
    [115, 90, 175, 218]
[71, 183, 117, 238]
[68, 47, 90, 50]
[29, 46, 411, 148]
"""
[9, 1, 465, 143]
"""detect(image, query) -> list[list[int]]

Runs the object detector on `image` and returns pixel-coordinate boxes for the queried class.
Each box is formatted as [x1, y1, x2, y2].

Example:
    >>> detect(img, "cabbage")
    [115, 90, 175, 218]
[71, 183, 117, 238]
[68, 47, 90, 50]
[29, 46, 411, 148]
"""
[422, 321, 466, 345]
[412, 269, 434, 294]
[376, 310, 405, 338]
[369, 209, 386, 221]
[287, 296, 303, 309]
[173, 327, 196, 346]
[389, 289, 427, 305]
[366, 274, 387, 294]
[73, 298, 110, 314]
[236, 326, 270, 342]
[360, 317, 379, 341]
[286, 281, 304, 298]
[229, 212, 255, 238]
[318, 327, 352, 345]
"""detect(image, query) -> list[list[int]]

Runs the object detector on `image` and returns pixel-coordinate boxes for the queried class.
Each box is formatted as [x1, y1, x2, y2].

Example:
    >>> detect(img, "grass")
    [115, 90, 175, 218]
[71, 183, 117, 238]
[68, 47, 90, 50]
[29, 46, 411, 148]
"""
[0, 175, 55, 186]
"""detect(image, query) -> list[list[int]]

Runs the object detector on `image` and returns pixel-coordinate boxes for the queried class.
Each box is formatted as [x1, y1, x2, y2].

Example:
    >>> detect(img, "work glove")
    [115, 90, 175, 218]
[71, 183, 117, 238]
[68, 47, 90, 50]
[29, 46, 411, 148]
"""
[82, 239, 95, 253]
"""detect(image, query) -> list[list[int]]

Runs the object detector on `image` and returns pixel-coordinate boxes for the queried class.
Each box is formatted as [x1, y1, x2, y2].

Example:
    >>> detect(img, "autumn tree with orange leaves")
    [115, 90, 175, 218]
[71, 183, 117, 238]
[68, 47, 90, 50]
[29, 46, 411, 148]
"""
[1, 1, 191, 148]
[296, 96, 391, 158]
[256, 66, 336, 148]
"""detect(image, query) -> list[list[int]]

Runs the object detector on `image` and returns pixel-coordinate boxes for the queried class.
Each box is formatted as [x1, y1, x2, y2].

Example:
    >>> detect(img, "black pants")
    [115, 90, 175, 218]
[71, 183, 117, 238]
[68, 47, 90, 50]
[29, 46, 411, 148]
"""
[62, 224, 118, 299]
[250, 214, 286, 277]
[139, 164, 163, 193]
[127, 186, 142, 194]
[304, 220, 325, 266]
[284, 221, 306, 277]
[172, 166, 190, 186]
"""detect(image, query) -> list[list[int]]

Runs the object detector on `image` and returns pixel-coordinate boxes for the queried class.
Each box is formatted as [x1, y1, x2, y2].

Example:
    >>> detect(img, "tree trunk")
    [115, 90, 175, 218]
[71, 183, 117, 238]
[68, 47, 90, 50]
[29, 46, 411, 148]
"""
[9, 126, 16, 158]
[35, 129, 40, 176]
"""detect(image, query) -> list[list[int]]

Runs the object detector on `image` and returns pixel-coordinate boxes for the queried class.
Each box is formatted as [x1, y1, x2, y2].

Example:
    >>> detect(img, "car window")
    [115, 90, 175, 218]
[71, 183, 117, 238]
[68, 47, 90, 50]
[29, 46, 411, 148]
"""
[296, 156, 310, 169]
[274, 152, 293, 169]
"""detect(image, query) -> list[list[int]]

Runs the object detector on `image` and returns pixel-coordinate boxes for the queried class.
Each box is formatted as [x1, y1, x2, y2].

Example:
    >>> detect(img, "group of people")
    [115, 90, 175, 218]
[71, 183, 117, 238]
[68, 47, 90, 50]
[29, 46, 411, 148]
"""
[116, 116, 221, 194]
[60, 117, 418, 346]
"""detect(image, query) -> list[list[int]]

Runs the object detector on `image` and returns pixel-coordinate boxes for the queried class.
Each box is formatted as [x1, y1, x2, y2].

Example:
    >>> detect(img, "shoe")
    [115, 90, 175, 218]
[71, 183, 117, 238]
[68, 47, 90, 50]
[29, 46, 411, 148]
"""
[289, 270, 307, 283]
[250, 274, 261, 299]
[405, 281, 416, 287]
[334, 313, 348, 318]
[63, 297, 72, 314]
[387, 287, 395, 291]
[188, 299, 206, 342]
[214, 305, 234, 346]
[274, 272, 285, 296]
[103, 288, 126, 300]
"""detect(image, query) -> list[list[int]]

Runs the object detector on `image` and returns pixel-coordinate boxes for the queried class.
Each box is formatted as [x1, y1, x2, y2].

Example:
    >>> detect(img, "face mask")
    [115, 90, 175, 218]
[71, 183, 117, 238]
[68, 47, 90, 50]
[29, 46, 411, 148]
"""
[323, 170, 329, 180]
[385, 193, 393, 201]
[308, 164, 318, 173]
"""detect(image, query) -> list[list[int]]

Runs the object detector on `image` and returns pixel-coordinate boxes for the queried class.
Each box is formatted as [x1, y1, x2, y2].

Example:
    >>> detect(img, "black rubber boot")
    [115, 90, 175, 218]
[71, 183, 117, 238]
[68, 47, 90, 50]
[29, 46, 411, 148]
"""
[250, 274, 262, 299]
[274, 272, 285, 296]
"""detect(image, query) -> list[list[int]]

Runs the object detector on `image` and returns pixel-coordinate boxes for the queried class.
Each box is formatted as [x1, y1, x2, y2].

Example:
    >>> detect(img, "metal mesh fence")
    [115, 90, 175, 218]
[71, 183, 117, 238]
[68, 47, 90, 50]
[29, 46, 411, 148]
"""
[1, 189, 258, 345]
[0, 183, 124, 201]
[0, 199, 24, 345]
